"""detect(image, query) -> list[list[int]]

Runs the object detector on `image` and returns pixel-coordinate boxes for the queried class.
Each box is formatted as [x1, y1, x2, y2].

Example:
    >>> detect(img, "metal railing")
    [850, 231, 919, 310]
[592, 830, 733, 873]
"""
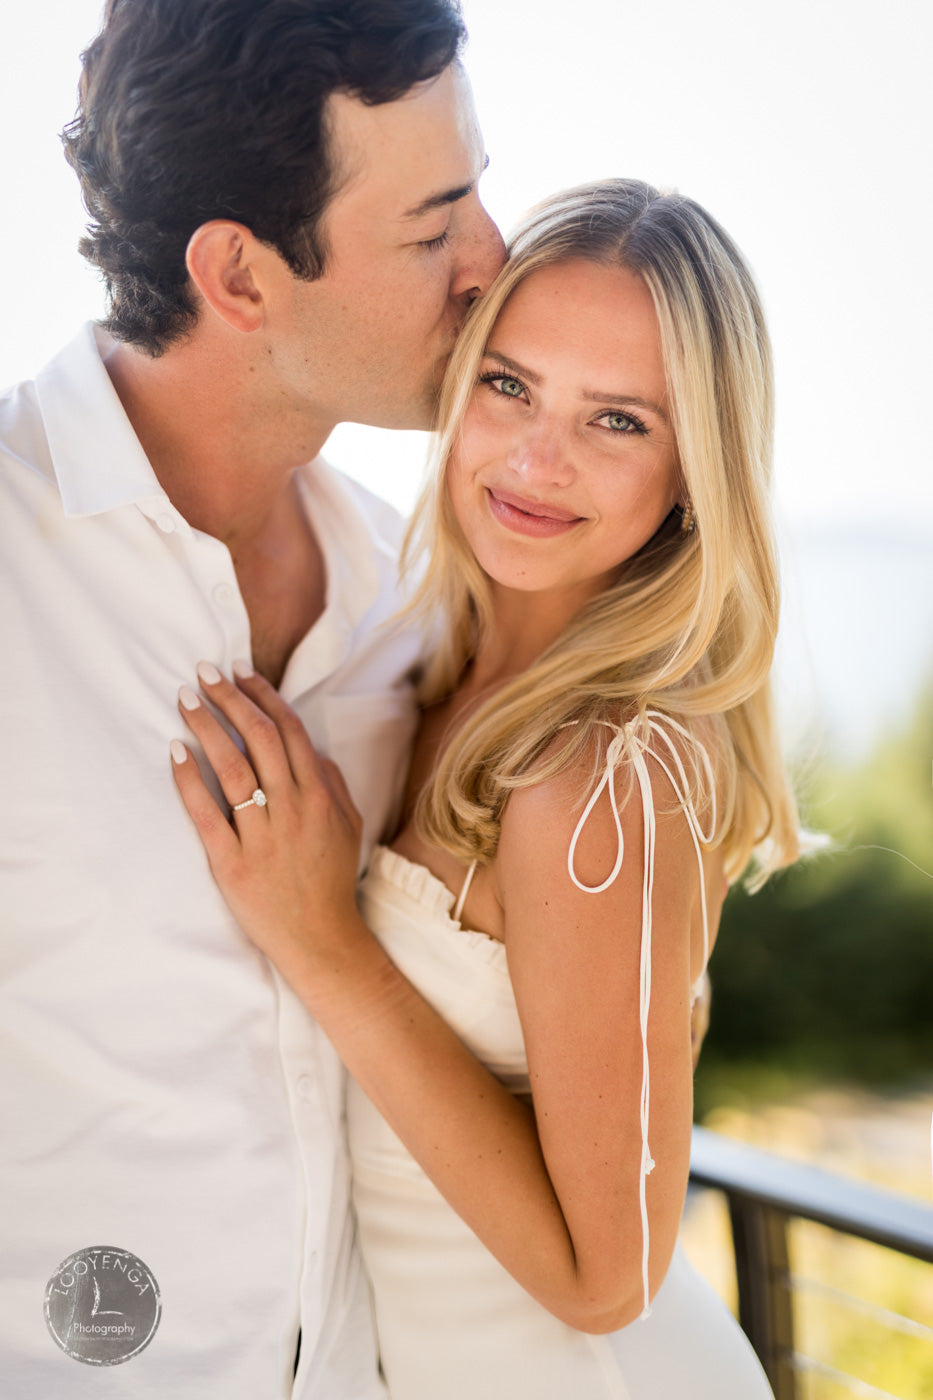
[688, 1126, 933, 1398]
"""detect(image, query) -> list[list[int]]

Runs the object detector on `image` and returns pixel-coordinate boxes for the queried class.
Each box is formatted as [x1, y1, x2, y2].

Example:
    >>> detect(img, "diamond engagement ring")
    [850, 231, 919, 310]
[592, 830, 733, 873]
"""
[232, 788, 268, 812]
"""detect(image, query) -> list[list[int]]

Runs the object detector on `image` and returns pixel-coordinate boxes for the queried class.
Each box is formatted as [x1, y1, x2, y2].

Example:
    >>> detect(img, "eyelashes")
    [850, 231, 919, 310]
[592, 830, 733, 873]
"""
[595, 408, 649, 436]
[419, 230, 451, 253]
[478, 368, 525, 399]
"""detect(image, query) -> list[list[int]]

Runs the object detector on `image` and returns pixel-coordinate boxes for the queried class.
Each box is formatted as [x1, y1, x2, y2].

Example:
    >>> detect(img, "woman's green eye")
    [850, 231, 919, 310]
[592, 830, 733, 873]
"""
[499, 377, 524, 397]
[606, 412, 635, 431]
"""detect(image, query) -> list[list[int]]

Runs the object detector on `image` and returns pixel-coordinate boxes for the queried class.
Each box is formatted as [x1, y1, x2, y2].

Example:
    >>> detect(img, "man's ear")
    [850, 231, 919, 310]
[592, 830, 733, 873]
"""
[185, 221, 266, 333]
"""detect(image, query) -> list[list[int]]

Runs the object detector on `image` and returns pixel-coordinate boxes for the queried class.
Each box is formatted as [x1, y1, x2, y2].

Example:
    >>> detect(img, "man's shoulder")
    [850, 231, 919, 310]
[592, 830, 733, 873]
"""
[0, 325, 108, 501]
[0, 372, 57, 497]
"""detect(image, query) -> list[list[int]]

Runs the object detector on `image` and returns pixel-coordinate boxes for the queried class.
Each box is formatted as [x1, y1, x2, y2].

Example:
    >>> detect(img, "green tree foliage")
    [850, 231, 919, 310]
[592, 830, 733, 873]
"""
[697, 687, 933, 1105]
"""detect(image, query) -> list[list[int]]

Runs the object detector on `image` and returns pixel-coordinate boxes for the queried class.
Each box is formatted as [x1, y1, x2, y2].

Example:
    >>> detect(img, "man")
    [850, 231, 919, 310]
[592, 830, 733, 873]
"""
[0, 1, 504, 1394]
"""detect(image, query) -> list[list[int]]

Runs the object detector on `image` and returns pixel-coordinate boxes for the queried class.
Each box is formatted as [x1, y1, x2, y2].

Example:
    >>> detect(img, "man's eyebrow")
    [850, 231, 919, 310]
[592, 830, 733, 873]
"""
[401, 154, 490, 221]
[482, 351, 670, 424]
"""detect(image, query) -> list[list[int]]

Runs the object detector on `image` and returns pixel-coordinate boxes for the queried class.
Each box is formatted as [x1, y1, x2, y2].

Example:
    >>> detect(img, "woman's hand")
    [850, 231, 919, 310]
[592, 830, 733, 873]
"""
[170, 660, 363, 978]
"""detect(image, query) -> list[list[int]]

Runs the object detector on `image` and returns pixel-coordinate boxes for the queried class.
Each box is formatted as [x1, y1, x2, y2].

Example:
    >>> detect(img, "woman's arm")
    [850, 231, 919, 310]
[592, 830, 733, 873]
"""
[496, 748, 710, 1324]
[171, 665, 716, 1331]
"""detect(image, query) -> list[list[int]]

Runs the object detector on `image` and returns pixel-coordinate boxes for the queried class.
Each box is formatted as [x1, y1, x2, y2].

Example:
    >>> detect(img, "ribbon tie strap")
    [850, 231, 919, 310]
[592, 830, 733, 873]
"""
[565, 711, 716, 1319]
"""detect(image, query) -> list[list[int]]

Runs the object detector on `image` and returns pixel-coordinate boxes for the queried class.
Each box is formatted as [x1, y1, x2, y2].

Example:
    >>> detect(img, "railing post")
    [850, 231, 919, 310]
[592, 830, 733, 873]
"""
[728, 1198, 796, 1398]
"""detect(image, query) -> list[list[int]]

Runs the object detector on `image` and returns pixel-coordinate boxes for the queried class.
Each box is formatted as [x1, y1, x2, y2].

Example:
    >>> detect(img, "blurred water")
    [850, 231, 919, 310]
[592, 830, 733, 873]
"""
[776, 519, 933, 764]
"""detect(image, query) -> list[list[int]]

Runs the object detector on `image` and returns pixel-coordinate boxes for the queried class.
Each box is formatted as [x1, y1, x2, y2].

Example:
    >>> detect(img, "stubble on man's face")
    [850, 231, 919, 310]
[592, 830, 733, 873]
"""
[283, 65, 505, 434]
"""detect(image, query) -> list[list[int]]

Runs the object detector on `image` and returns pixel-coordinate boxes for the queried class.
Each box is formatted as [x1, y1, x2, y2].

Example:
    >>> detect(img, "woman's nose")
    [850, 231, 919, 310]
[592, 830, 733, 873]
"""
[507, 423, 575, 486]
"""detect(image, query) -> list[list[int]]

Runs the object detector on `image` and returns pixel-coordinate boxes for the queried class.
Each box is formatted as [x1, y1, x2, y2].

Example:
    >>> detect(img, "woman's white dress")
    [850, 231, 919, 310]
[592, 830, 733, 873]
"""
[348, 838, 774, 1400]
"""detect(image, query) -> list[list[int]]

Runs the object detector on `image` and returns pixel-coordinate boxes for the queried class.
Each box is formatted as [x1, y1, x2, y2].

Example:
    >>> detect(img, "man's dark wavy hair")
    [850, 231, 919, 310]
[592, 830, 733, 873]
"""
[62, 0, 466, 355]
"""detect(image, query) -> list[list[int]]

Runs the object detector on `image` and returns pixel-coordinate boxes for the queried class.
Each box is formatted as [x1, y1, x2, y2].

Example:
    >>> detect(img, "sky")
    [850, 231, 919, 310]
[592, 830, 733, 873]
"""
[1, 0, 931, 755]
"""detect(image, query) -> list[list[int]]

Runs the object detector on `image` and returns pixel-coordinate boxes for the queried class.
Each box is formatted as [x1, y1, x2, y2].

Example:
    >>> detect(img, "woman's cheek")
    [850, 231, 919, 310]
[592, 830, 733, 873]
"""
[449, 409, 493, 497]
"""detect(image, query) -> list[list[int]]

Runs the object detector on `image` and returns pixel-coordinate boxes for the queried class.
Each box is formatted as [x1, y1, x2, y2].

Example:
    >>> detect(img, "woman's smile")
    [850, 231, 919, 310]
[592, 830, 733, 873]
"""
[485, 486, 585, 536]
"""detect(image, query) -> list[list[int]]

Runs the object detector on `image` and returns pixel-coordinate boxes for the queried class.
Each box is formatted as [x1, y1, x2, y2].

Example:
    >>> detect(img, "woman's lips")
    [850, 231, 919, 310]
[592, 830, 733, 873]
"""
[486, 488, 583, 537]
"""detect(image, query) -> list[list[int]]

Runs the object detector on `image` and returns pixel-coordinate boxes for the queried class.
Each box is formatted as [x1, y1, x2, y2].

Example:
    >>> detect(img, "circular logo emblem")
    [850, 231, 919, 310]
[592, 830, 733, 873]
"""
[44, 1246, 161, 1366]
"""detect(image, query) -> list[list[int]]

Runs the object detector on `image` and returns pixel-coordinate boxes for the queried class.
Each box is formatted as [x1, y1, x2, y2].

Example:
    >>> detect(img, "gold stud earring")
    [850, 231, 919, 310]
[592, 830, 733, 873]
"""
[679, 500, 696, 535]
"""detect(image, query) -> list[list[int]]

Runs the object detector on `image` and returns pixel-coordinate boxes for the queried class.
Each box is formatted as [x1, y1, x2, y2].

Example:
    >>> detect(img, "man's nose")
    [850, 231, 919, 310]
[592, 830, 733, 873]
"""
[457, 202, 507, 301]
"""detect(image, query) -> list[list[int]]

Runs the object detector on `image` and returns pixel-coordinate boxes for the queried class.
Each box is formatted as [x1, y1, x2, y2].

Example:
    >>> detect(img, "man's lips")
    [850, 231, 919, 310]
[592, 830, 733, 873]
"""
[485, 487, 584, 537]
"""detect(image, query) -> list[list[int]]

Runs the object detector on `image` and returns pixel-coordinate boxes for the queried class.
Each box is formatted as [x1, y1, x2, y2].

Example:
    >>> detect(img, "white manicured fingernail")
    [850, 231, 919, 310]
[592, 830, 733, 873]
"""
[170, 739, 188, 764]
[232, 658, 254, 680]
[179, 684, 200, 710]
[196, 660, 222, 685]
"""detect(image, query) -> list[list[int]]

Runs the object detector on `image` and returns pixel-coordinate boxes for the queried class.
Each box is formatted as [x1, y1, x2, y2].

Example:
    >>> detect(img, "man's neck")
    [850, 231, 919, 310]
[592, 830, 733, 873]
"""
[103, 331, 333, 685]
[103, 332, 334, 550]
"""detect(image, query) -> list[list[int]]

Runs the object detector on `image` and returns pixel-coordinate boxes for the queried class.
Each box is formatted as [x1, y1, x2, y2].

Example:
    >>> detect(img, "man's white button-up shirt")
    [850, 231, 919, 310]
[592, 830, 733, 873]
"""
[0, 324, 424, 1398]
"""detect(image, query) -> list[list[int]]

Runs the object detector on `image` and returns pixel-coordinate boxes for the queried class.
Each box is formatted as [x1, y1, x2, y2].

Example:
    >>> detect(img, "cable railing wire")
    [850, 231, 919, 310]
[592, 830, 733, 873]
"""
[689, 1126, 933, 1399]
[788, 1271, 933, 1344]
[789, 1351, 911, 1400]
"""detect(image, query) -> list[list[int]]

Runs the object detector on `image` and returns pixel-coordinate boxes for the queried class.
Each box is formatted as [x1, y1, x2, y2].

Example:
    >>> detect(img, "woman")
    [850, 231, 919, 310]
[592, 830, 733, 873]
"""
[170, 180, 800, 1398]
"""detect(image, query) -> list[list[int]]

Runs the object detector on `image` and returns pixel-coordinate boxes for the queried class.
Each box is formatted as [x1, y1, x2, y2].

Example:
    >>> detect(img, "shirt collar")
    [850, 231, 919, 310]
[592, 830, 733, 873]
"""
[36, 322, 395, 638]
[35, 322, 168, 519]
[295, 459, 386, 633]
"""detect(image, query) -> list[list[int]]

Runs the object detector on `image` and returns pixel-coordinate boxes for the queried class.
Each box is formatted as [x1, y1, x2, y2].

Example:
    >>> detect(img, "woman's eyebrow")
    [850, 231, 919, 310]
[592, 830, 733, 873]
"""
[481, 350, 541, 385]
[581, 389, 670, 424]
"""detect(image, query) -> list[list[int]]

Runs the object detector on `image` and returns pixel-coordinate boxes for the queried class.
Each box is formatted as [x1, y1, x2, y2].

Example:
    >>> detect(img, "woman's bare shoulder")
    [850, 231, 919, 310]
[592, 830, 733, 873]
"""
[497, 710, 723, 923]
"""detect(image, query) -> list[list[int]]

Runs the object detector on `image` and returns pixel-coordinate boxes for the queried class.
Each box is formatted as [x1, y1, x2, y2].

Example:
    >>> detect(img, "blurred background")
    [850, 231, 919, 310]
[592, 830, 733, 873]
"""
[3, 1, 931, 1389]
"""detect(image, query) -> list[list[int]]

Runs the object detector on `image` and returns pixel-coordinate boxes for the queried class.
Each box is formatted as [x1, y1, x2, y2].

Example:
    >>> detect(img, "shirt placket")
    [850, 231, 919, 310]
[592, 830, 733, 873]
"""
[170, 507, 355, 1372]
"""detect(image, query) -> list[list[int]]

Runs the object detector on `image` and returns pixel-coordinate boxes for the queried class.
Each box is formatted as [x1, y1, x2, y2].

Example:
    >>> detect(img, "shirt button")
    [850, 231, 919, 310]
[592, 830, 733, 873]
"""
[212, 582, 237, 607]
[155, 514, 175, 534]
[296, 1075, 316, 1102]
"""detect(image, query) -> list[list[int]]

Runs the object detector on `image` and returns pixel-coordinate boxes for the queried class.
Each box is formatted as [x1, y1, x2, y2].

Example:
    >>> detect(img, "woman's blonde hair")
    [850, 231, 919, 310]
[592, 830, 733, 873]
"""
[403, 178, 801, 886]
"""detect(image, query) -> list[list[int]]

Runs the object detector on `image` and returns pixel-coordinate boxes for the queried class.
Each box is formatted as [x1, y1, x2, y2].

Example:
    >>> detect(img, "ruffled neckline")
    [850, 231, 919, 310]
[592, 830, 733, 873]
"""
[363, 845, 509, 968]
